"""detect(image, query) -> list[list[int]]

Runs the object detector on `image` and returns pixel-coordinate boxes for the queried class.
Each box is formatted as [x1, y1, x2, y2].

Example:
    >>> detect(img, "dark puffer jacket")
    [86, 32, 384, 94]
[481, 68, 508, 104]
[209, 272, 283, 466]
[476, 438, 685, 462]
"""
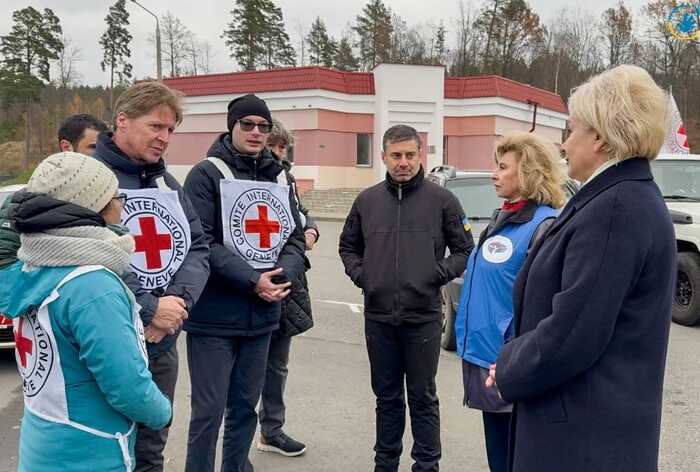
[94, 132, 210, 358]
[183, 133, 306, 337]
[275, 158, 315, 337]
[0, 196, 21, 270]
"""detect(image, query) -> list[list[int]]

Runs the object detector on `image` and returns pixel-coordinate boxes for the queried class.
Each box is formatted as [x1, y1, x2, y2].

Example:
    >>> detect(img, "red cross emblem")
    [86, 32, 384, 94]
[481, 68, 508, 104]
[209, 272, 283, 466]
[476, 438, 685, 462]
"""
[134, 216, 172, 269]
[245, 205, 280, 249]
[14, 318, 33, 369]
[677, 124, 689, 150]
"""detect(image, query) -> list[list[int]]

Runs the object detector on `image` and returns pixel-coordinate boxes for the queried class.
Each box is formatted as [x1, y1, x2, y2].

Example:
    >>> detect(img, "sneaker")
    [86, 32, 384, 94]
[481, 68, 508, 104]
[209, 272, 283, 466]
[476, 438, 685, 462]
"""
[257, 432, 307, 457]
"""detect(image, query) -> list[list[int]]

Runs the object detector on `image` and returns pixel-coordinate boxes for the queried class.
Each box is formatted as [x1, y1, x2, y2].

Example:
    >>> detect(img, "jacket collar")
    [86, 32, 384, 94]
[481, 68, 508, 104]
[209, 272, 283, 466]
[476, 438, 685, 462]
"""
[95, 132, 166, 178]
[384, 166, 425, 197]
[547, 157, 652, 238]
[207, 133, 283, 180]
[12, 190, 106, 233]
[480, 200, 539, 246]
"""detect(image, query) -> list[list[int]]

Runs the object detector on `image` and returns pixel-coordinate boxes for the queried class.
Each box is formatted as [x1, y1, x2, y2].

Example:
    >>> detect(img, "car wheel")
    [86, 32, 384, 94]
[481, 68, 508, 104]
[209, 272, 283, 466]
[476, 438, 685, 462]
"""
[440, 286, 457, 351]
[673, 252, 700, 326]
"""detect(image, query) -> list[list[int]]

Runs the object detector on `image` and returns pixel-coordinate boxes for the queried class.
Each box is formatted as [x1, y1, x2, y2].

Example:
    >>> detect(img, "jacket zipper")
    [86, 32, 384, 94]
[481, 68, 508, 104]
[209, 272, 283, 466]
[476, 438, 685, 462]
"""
[394, 184, 402, 324]
[250, 156, 260, 330]
[140, 169, 147, 187]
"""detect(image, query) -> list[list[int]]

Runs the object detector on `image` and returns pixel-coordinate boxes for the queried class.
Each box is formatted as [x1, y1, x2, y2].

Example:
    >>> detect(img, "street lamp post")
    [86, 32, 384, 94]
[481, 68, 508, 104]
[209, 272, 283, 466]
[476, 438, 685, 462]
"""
[130, 0, 162, 80]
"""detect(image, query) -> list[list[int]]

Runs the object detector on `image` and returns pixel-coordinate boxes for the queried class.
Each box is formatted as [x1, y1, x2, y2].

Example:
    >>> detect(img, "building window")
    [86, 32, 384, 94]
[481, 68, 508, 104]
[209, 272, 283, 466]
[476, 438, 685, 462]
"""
[357, 133, 372, 166]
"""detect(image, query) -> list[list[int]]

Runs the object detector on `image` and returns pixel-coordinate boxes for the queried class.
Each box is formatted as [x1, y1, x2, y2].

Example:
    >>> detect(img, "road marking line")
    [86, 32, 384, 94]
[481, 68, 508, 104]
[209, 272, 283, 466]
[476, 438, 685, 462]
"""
[317, 299, 363, 314]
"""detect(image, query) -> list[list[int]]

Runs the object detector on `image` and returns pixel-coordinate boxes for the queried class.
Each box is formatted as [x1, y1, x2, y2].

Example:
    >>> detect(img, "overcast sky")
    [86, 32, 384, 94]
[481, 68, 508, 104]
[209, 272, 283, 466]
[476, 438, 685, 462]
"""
[1, 0, 649, 86]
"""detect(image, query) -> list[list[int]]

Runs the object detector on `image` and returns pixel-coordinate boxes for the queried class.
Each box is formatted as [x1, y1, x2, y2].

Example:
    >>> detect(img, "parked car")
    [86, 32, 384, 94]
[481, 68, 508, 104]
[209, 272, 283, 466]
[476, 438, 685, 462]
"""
[0, 315, 13, 349]
[427, 167, 501, 350]
[0, 183, 25, 350]
[428, 165, 578, 350]
[650, 153, 700, 326]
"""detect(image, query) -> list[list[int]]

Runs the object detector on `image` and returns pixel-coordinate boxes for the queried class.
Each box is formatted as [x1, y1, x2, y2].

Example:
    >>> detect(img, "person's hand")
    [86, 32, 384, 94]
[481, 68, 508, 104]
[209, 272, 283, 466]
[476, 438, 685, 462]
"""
[255, 268, 291, 303]
[304, 229, 317, 250]
[485, 363, 497, 388]
[150, 296, 187, 334]
[144, 324, 168, 344]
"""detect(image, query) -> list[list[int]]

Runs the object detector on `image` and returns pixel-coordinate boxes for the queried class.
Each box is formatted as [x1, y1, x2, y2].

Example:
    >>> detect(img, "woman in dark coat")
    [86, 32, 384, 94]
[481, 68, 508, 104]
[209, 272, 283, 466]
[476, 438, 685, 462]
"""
[487, 65, 676, 472]
[455, 132, 565, 472]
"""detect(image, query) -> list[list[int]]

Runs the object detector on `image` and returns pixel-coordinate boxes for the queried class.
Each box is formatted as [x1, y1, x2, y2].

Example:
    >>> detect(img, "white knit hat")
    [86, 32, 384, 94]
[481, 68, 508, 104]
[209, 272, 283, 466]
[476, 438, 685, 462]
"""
[27, 152, 119, 213]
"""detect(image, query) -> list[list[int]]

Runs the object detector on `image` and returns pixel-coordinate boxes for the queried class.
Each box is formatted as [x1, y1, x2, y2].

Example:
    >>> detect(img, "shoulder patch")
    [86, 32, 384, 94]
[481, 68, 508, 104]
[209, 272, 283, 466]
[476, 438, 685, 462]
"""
[462, 216, 471, 233]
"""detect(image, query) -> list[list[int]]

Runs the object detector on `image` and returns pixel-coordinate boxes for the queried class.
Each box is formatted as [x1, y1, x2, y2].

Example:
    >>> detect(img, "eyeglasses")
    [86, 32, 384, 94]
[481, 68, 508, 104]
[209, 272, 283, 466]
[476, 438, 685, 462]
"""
[237, 119, 272, 134]
[112, 193, 127, 206]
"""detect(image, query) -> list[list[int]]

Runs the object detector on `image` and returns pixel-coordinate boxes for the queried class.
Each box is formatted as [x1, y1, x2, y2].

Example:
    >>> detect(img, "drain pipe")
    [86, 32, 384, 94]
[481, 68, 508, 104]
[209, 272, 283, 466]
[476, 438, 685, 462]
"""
[527, 99, 539, 132]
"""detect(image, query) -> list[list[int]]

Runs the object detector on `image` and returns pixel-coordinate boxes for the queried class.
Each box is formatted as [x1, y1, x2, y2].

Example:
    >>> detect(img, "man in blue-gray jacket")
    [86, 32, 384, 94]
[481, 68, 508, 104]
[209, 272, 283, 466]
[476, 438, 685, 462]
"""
[93, 81, 210, 472]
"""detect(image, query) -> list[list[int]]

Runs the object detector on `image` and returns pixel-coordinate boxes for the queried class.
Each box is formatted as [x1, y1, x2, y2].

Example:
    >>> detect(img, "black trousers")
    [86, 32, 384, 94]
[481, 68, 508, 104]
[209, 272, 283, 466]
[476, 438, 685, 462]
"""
[135, 343, 179, 472]
[258, 332, 292, 439]
[365, 319, 442, 472]
[482, 411, 511, 472]
[185, 332, 271, 472]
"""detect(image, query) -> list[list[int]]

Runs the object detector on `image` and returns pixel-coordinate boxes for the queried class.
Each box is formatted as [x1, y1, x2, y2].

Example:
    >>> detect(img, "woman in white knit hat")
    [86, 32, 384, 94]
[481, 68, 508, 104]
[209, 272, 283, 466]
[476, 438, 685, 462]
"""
[0, 152, 172, 472]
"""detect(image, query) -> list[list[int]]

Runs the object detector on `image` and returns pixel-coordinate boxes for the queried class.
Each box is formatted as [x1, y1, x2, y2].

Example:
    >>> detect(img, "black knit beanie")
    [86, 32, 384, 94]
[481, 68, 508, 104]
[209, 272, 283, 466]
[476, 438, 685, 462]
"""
[227, 94, 272, 132]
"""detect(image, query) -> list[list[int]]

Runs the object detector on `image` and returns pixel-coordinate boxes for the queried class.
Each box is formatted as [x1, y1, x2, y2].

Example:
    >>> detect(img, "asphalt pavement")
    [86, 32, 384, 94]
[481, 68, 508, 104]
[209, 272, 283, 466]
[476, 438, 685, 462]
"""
[0, 220, 699, 471]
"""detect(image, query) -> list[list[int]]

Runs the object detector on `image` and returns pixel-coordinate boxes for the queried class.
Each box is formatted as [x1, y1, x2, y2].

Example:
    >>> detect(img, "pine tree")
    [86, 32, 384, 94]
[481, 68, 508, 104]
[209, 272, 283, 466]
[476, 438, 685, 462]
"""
[222, 0, 267, 71]
[261, 1, 296, 68]
[433, 21, 447, 65]
[99, 0, 132, 111]
[0, 6, 62, 169]
[334, 36, 359, 71]
[353, 0, 393, 70]
[223, 0, 295, 71]
[307, 17, 337, 67]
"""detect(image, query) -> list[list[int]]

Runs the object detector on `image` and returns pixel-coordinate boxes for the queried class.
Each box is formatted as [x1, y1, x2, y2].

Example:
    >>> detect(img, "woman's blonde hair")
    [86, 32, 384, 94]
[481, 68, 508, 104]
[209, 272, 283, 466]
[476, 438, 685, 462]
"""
[568, 64, 669, 161]
[495, 131, 566, 209]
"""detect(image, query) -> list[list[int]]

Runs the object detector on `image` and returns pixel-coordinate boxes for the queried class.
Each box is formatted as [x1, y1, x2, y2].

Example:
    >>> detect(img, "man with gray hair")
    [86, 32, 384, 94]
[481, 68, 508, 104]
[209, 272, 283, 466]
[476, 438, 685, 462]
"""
[340, 124, 474, 472]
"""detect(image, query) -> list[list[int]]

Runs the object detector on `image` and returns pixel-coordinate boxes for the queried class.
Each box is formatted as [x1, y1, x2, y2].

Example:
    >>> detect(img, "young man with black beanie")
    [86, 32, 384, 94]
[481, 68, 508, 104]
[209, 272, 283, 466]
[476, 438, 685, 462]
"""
[183, 94, 306, 472]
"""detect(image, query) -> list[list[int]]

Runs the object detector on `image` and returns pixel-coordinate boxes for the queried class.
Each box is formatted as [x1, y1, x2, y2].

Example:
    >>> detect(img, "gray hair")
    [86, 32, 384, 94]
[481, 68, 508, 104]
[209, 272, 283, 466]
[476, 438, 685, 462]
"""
[268, 118, 295, 146]
[382, 124, 421, 151]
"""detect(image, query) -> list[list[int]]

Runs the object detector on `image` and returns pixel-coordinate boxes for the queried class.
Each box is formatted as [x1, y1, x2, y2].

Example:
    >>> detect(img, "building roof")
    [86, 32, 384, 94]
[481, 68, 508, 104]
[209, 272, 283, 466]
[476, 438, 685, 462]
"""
[445, 75, 567, 113]
[164, 66, 566, 114]
[164, 66, 374, 96]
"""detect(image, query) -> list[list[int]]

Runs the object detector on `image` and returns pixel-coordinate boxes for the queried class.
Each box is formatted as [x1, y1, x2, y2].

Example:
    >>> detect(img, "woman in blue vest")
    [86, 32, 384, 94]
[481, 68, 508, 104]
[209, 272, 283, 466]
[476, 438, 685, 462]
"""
[454, 132, 566, 472]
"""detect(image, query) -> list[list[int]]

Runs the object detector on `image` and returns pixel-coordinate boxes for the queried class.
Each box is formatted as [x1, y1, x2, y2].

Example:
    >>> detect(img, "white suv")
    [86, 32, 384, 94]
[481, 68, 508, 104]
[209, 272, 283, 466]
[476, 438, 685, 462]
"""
[651, 153, 700, 325]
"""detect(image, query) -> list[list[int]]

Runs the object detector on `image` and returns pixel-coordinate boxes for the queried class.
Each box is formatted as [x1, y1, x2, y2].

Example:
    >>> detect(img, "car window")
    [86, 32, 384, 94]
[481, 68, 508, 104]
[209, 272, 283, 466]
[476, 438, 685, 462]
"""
[651, 160, 700, 198]
[445, 177, 501, 219]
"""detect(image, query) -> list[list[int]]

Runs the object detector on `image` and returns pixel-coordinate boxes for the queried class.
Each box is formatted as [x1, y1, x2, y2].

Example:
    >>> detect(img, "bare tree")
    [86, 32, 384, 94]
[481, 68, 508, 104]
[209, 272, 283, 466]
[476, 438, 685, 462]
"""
[295, 21, 306, 66]
[158, 11, 191, 77]
[600, 1, 633, 67]
[55, 36, 82, 89]
[449, 0, 482, 76]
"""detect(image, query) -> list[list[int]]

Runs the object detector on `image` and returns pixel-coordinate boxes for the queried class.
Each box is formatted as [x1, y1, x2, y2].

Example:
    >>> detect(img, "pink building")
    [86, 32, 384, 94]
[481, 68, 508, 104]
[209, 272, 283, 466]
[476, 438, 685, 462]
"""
[163, 64, 567, 192]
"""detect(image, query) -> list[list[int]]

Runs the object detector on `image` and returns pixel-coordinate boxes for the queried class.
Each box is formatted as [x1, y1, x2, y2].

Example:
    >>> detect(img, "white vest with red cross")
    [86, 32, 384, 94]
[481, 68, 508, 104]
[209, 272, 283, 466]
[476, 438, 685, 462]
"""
[13, 265, 147, 472]
[119, 179, 192, 291]
[207, 157, 296, 269]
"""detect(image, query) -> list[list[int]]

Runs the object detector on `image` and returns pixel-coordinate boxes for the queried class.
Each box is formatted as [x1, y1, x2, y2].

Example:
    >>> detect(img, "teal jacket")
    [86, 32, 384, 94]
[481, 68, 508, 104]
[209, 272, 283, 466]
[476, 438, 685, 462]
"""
[0, 262, 171, 471]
